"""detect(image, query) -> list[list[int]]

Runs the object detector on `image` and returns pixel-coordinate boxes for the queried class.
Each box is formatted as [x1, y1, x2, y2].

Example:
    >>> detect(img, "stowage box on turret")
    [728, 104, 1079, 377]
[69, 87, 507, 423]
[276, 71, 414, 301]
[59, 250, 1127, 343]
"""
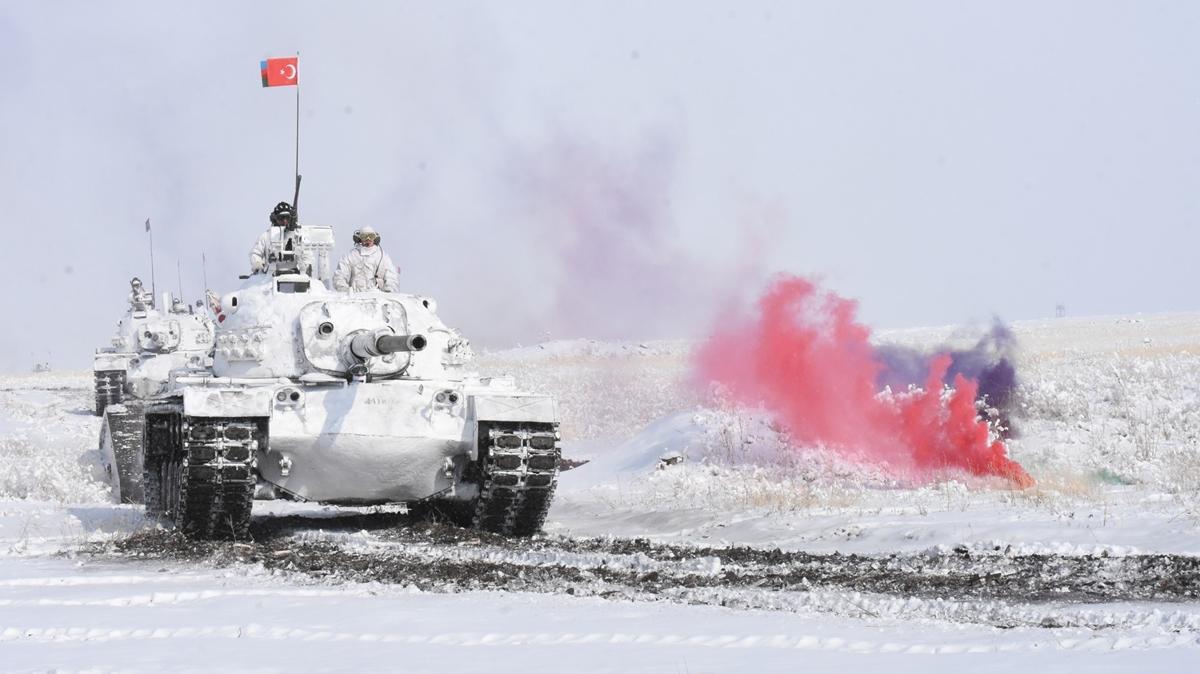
[125, 222, 560, 539]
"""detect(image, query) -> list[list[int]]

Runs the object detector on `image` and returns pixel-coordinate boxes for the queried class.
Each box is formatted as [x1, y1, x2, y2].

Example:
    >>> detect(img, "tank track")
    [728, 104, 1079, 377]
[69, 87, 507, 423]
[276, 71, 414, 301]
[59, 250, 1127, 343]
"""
[144, 406, 263, 540]
[93, 369, 126, 416]
[101, 401, 145, 504]
[462, 422, 561, 537]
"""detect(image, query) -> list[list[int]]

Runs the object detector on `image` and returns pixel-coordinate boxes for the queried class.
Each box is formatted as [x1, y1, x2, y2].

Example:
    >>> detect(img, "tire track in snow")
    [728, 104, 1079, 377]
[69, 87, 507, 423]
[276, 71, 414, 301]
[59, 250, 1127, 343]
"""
[0, 574, 210, 588]
[0, 587, 364, 608]
[2, 623, 1196, 653]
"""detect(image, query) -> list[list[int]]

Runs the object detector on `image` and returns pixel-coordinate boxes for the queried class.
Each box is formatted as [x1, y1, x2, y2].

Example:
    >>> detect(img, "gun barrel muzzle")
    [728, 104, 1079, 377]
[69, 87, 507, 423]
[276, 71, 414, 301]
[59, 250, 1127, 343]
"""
[350, 331, 427, 359]
[376, 334, 427, 353]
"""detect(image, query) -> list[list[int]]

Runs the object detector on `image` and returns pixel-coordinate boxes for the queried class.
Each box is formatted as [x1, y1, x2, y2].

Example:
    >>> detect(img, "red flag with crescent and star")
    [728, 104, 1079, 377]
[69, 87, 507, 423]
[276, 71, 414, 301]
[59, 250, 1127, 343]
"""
[261, 57, 298, 87]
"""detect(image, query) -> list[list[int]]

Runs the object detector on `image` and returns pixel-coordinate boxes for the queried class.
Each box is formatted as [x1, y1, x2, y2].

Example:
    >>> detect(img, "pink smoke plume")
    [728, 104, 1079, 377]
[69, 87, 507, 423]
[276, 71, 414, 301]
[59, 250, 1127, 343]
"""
[693, 275, 1033, 488]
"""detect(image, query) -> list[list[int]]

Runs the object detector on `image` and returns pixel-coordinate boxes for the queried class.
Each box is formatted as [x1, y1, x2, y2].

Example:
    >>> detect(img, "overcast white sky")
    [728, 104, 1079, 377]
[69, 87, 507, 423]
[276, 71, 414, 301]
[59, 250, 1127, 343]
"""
[1, 1, 1197, 371]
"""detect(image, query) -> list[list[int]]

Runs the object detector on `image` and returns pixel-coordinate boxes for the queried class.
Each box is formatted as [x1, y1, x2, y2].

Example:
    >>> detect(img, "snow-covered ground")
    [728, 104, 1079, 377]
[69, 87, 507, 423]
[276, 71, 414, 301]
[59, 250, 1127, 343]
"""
[2, 314, 1199, 672]
[538, 315, 1200, 556]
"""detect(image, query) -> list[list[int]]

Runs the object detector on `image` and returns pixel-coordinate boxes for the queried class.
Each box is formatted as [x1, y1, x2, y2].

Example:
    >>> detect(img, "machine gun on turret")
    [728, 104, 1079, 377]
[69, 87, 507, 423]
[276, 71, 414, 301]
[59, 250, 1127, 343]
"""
[245, 175, 334, 283]
[273, 175, 304, 275]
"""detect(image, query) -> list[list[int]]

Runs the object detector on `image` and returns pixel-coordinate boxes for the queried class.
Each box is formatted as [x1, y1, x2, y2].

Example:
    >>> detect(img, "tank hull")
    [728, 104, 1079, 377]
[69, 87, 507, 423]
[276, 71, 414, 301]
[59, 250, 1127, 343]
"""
[259, 433, 467, 503]
[181, 379, 476, 504]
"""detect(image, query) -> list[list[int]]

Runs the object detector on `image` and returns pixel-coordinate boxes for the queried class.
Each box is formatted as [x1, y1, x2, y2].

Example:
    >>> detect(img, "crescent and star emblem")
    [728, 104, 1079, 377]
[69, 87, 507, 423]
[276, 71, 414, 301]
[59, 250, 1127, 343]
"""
[282, 64, 297, 80]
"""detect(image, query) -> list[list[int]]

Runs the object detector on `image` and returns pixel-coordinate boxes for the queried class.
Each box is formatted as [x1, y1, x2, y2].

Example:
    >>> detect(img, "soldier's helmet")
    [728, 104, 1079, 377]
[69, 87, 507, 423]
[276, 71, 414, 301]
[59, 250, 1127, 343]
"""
[269, 202, 296, 229]
[353, 225, 380, 245]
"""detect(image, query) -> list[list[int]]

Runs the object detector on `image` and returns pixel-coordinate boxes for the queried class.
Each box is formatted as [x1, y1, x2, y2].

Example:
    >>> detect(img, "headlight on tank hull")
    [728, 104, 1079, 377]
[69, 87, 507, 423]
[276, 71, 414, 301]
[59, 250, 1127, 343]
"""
[274, 387, 304, 408]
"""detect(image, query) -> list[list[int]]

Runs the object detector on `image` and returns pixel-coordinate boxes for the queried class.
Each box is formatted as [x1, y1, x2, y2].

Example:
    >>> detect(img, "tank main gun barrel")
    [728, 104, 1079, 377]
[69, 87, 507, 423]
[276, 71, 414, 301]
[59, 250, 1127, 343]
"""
[349, 331, 427, 360]
[377, 334, 427, 353]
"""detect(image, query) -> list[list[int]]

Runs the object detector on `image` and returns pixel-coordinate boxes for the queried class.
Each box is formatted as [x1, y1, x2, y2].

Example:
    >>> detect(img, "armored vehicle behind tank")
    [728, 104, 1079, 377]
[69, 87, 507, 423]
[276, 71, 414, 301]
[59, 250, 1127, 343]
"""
[94, 279, 214, 503]
[121, 221, 561, 539]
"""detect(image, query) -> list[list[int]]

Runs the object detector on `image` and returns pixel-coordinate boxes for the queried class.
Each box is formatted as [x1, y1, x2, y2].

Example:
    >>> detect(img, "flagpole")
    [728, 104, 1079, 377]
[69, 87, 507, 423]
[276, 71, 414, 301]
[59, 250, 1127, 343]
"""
[294, 50, 300, 205]
[202, 252, 209, 292]
[176, 259, 183, 303]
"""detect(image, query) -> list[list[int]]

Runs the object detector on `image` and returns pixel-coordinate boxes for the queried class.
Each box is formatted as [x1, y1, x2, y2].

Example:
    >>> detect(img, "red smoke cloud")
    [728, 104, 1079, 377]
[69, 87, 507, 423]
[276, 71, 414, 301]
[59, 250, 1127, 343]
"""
[693, 275, 1032, 487]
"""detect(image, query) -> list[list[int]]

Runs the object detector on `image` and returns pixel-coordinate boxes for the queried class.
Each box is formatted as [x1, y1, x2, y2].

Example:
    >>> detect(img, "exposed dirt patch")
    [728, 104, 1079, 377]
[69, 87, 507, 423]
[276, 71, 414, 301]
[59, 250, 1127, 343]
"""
[96, 510, 1200, 608]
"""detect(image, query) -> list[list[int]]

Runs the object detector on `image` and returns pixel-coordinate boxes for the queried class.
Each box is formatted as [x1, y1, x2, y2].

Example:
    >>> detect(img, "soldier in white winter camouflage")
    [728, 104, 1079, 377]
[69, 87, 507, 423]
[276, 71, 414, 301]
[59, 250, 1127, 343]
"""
[333, 225, 400, 292]
[250, 201, 313, 276]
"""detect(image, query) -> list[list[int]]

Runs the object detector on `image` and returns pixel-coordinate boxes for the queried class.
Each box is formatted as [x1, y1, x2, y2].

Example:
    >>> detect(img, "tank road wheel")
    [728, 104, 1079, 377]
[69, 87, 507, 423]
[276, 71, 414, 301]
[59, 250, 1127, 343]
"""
[144, 409, 263, 540]
[433, 422, 561, 537]
[94, 370, 126, 416]
[98, 402, 145, 504]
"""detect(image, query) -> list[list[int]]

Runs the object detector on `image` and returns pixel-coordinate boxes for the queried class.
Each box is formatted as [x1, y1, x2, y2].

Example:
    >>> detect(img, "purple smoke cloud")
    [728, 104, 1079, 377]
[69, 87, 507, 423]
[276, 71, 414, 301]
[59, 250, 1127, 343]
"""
[499, 132, 763, 342]
[875, 320, 1019, 435]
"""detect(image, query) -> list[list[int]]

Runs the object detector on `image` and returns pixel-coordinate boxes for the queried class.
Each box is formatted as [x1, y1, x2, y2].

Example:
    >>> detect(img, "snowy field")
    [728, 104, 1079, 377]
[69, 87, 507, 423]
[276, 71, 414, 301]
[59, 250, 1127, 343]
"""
[1, 313, 1199, 672]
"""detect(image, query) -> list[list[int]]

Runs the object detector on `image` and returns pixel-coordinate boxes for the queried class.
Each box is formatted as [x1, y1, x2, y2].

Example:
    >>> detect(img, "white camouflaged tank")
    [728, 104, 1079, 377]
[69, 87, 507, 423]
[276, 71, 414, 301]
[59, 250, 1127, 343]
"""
[93, 288, 215, 504]
[128, 224, 562, 539]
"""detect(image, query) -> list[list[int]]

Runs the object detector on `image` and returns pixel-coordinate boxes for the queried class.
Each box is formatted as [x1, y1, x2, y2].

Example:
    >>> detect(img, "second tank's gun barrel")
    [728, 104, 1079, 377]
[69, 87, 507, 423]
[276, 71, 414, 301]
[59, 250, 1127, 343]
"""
[349, 331, 427, 360]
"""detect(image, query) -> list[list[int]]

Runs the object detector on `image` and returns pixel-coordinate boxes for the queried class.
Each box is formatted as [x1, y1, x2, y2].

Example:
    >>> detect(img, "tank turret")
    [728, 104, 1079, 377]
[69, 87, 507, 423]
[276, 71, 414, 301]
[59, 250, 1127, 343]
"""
[209, 270, 466, 382]
[93, 287, 213, 405]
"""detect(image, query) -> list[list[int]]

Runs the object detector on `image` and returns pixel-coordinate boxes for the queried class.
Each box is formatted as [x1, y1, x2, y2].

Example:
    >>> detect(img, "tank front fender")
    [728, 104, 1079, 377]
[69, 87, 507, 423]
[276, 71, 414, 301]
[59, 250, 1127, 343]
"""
[93, 353, 134, 372]
[467, 393, 559, 424]
[183, 387, 273, 417]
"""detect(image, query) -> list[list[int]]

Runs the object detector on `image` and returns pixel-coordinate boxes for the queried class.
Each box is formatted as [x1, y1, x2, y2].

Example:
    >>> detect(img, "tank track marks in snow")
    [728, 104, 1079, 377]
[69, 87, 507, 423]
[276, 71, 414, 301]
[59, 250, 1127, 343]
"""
[93, 369, 126, 416]
[112, 528, 1200, 615]
[99, 402, 146, 504]
[468, 422, 561, 537]
[143, 406, 263, 540]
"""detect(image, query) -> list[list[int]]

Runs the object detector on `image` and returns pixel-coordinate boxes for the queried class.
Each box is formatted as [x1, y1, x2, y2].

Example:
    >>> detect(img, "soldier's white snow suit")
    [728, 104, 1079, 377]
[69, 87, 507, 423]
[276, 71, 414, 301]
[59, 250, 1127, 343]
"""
[249, 230, 274, 272]
[128, 288, 152, 311]
[333, 245, 400, 292]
